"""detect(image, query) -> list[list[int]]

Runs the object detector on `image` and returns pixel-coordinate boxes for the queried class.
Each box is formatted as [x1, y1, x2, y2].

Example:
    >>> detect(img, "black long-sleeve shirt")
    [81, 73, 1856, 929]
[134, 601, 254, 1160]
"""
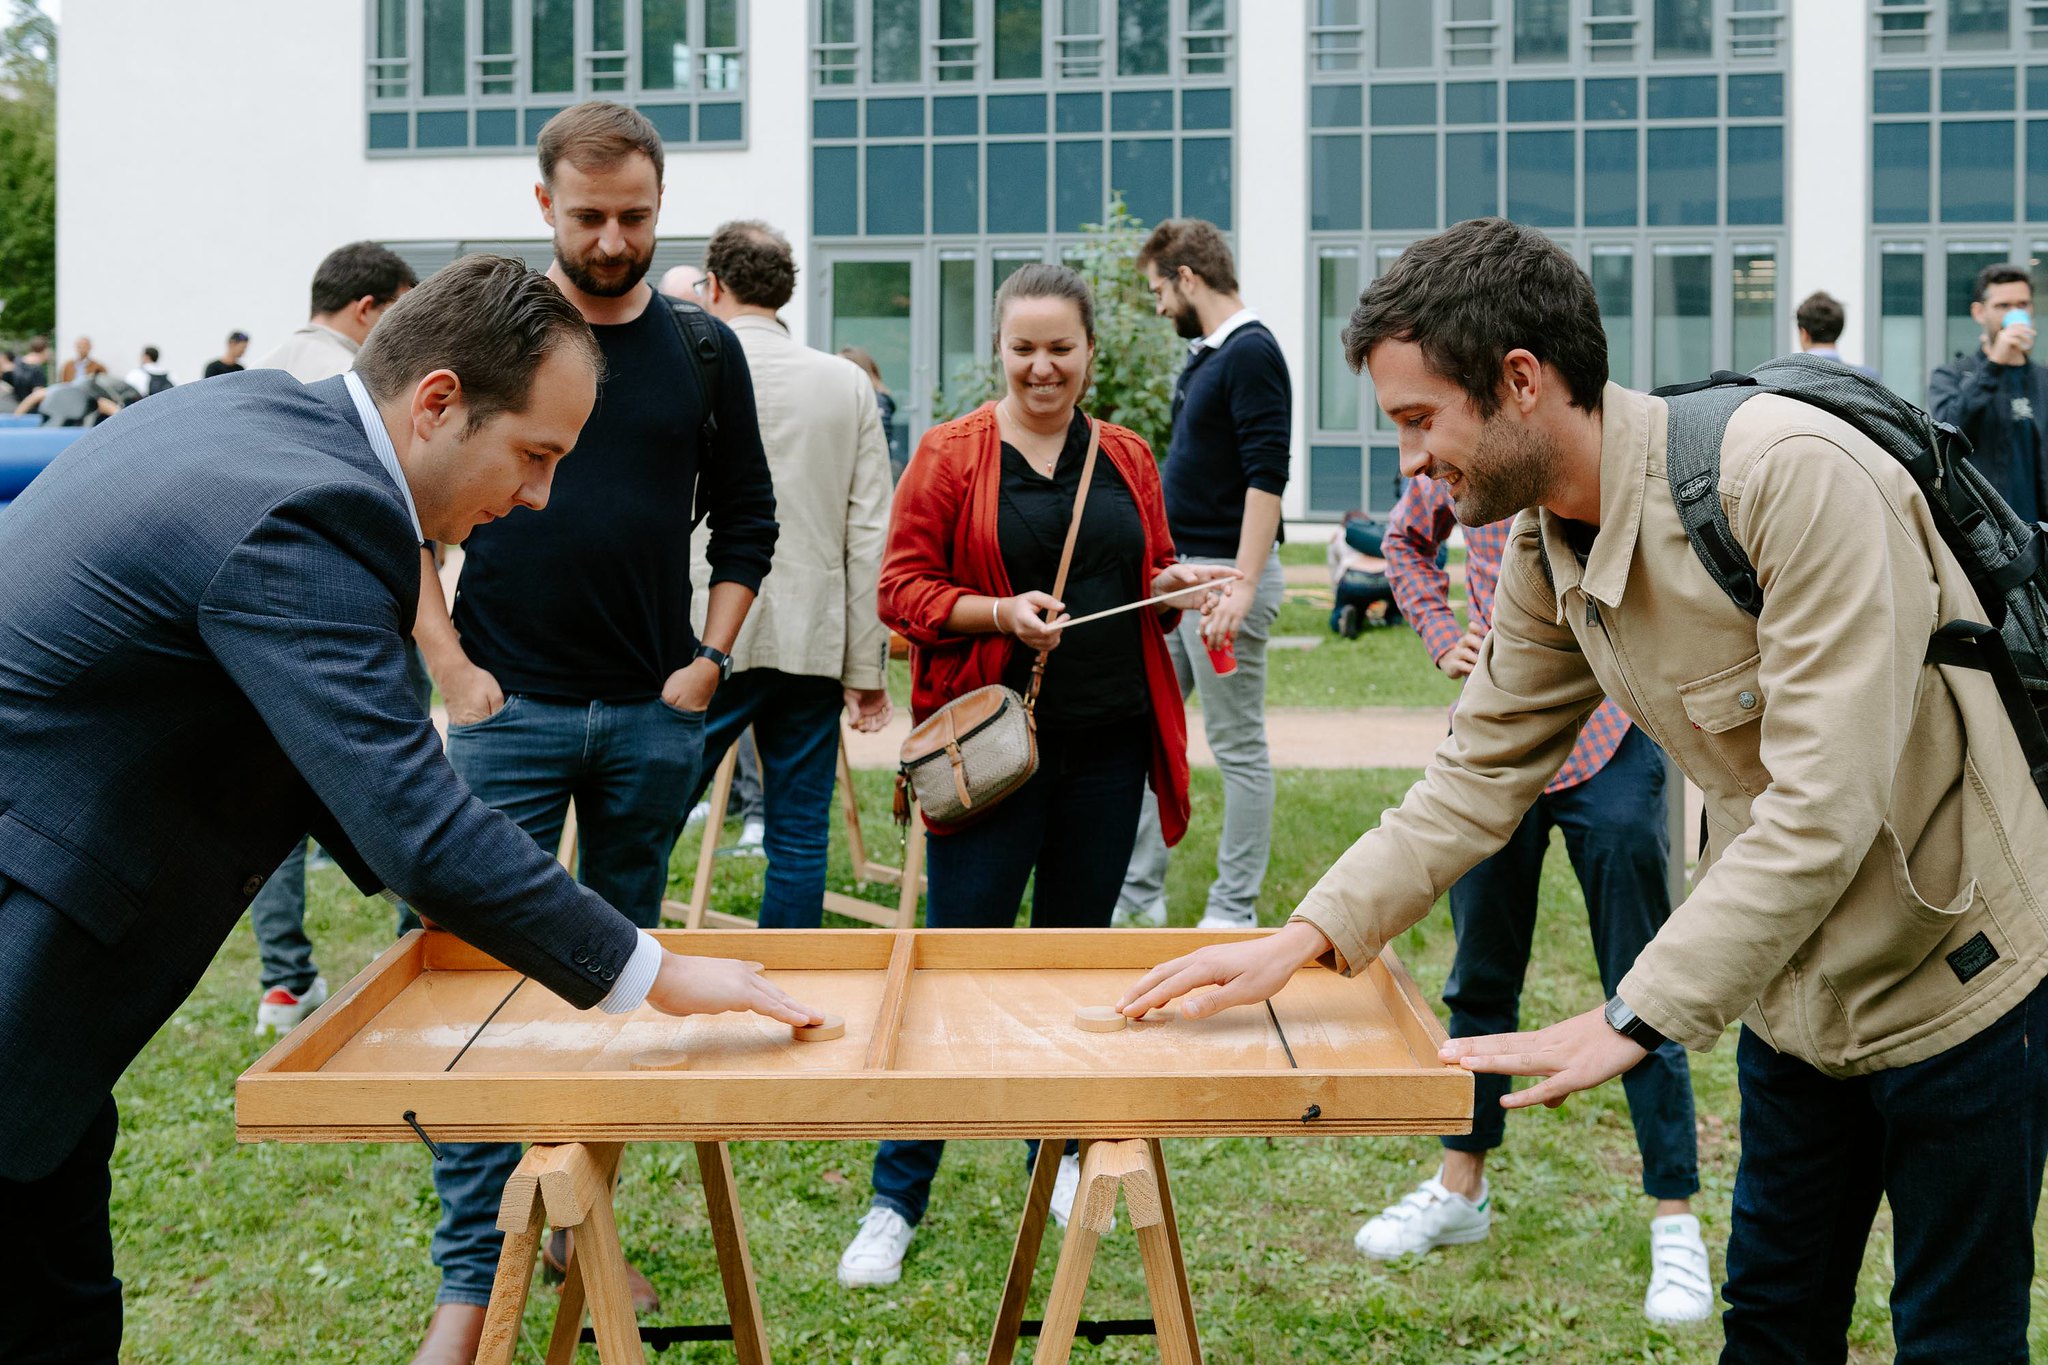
[1929, 348, 2048, 523]
[1160, 319, 1292, 557]
[454, 294, 778, 701]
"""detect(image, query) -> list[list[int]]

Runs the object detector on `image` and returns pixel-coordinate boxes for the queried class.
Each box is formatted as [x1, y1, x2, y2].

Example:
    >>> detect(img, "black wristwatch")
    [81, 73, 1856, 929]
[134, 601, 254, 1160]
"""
[693, 643, 734, 683]
[1603, 994, 1668, 1052]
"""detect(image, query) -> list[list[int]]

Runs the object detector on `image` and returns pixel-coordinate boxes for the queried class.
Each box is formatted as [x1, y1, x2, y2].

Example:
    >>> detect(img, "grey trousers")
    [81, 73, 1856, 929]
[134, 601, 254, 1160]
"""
[1118, 550, 1284, 924]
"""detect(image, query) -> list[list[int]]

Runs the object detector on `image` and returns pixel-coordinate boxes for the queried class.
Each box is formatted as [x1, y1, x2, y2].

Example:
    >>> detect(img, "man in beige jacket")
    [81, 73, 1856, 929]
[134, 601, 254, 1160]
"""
[1122, 218, 2048, 1358]
[690, 219, 893, 925]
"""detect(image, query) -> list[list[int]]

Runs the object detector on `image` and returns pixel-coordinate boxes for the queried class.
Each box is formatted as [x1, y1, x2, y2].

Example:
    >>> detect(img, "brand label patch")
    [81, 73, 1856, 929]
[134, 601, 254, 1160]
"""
[1947, 930, 1999, 985]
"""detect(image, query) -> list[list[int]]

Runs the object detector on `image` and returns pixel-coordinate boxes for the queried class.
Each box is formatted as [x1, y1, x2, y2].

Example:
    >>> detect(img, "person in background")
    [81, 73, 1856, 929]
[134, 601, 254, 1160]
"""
[838, 262, 1234, 1291]
[58, 334, 107, 385]
[203, 331, 250, 378]
[1930, 262, 2048, 522]
[658, 263, 706, 301]
[1794, 291, 1878, 380]
[1364, 472, 1709, 1324]
[840, 345, 905, 480]
[1117, 218, 1292, 931]
[124, 347, 174, 399]
[259, 241, 419, 385]
[689, 218, 893, 920]
[6, 336, 48, 404]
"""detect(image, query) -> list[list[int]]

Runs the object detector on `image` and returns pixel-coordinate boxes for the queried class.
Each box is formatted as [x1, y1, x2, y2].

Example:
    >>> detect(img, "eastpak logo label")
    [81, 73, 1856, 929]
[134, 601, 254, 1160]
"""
[1947, 930, 1999, 985]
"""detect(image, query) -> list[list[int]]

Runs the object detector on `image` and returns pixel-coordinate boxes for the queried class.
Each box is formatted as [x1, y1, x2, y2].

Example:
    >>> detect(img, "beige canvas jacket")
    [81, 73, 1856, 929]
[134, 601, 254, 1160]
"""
[1293, 382, 2048, 1078]
[690, 314, 892, 690]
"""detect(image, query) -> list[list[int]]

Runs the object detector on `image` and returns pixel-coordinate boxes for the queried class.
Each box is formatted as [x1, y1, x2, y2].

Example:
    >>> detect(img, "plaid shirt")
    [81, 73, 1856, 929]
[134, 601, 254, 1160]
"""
[1382, 475, 1629, 794]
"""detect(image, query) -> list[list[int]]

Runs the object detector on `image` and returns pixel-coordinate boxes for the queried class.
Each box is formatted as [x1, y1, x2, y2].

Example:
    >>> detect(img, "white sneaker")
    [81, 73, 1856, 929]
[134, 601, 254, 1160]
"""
[1644, 1214, 1714, 1324]
[1112, 898, 1167, 928]
[1047, 1152, 1114, 1232]
[254, 976, 328, 1036]
[685, 801, 710, 827]
[1353, 1171, 1491, 1258]
[735, 818, 766, 856]
[1195, 909, 1256, 930]
[837, 1206, 914, 1288]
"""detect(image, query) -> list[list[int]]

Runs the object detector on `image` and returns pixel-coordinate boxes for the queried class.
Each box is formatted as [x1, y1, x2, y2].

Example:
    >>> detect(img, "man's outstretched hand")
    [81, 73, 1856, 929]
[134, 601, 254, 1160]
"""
[644, 950, 823, 1026]
[1115, 920, 1333, 1020]
[1439, 1002, 1647, 1109]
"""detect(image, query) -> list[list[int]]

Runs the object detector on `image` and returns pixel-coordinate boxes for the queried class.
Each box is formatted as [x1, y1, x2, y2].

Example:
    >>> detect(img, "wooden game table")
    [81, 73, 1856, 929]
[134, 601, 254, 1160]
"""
[237, 927, 1470, 1363]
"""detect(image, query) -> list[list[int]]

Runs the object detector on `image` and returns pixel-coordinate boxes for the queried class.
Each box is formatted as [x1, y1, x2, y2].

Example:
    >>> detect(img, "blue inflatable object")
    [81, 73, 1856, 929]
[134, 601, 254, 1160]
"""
[0, 426, 87, 501]
[0, 413, 43, 429]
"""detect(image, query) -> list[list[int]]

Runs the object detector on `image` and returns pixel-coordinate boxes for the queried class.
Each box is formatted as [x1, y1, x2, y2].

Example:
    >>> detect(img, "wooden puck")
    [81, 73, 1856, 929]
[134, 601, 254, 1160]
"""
[793, 1013, 846, 1042]
[630, 1048, 691, 1071]
[1073, 1005, 1129, 1033]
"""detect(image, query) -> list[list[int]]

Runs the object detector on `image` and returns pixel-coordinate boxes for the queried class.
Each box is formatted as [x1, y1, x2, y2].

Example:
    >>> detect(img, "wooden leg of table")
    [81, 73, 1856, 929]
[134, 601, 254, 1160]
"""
[684, 746, 740, 929]
[1124, 1142, 1200, 1365]
[1032, 1139, 1136, 1365]
[1144, 1139, 1201, 1365]
[696, 1141, 772, 1365]
[574, 1187, 647, 1364]
[541, 1240, 589, 1365]
[478, 1156, 548, 1365]
[531, 1143, 640, 1365]
[985, 1138, 1065, 1365]
[837, 733, 873, 881]
[893, 809, 926, 929]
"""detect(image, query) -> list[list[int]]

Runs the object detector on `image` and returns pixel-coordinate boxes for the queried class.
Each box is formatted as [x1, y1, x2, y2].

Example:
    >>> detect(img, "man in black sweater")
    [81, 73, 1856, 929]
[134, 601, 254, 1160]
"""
[1119, 219, 1293, 930]
[406, 103, 778, 1364]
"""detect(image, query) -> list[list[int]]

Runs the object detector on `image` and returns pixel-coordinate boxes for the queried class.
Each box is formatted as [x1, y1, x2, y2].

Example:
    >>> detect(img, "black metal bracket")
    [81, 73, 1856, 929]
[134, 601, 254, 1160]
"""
[581, 1324, 736, 1347]
[1019, 1318, 1159, 1343]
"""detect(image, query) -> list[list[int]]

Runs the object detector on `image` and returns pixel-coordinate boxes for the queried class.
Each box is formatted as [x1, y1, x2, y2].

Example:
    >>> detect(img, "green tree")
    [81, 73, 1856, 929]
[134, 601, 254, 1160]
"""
[937, 195, 1184, 457]
[0, 1, 57, 339]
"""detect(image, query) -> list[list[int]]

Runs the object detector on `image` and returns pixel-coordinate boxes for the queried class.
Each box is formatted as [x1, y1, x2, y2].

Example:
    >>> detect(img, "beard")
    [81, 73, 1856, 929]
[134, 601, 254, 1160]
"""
[555, 232, 654, 299]
[1444, 410, 1564, 527]
[1170, 299, 1205, 340]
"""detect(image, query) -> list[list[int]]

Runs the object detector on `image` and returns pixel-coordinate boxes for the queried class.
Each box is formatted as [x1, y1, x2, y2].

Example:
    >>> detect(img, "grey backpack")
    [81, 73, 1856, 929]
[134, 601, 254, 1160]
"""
[1654, 352, 2048, 808]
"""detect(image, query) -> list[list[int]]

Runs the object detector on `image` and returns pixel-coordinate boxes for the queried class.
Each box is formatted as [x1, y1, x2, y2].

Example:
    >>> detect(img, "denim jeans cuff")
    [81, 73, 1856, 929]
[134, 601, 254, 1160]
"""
[1643, 1170, 1702, 1202]
[870, 1194, 922, 1228]
[435, 1282, 496, 1309]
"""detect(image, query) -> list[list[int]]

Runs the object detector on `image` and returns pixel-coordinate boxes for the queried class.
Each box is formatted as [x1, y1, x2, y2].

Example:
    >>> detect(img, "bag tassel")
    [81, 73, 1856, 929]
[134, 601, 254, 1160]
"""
[892, 770, 911, 825]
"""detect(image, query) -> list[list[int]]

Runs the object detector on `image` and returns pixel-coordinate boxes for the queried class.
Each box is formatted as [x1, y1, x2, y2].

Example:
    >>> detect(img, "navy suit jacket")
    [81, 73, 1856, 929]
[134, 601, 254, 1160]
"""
[0, 372, 641, 1181]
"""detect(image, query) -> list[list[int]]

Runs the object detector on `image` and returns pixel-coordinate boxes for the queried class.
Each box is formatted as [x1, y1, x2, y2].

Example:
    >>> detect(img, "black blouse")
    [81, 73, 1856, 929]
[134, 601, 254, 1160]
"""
[996, 411, 1151, 726]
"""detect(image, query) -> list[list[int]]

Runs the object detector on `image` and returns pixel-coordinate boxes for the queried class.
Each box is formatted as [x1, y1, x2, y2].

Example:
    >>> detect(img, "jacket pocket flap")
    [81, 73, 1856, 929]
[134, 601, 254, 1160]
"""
[0, 809, 144, 948]
[1678, 653, 1767, 735]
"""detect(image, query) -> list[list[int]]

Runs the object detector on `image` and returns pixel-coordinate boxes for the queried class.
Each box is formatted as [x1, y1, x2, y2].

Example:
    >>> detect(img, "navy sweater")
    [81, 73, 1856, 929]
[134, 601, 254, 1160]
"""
[1160, 320, 1292, 557]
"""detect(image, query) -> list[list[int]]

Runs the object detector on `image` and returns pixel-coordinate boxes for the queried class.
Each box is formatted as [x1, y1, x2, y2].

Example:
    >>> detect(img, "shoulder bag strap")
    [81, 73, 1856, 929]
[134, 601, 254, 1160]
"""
[1025, 416, 1101, 711]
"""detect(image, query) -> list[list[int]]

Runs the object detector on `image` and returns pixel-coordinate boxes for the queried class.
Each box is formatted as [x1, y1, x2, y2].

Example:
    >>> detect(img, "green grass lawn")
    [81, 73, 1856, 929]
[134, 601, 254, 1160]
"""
[106, 767, 2008, 1363]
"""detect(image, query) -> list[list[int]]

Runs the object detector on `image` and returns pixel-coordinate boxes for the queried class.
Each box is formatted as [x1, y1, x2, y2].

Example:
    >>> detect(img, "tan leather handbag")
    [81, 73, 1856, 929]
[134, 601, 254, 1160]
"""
[895, 418, 1101, 827]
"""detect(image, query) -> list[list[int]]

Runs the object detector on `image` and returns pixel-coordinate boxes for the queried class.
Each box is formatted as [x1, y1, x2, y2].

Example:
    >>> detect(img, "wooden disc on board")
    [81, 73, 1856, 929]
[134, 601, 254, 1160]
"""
[793, 1014, 846, 1042]
[630, 1048, 691, 1071]
[1073, 1005, 1129, 1033]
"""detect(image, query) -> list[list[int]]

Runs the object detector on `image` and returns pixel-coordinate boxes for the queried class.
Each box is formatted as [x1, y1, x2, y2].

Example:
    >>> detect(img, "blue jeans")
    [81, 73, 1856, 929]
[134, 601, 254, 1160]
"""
[1440, 727, 1699, 1201]
[417, 692, 706, 1307]
[872, 721, 1149, 1227]
[685, 670, 844, 928]
[1720, 976, 2048, 1363]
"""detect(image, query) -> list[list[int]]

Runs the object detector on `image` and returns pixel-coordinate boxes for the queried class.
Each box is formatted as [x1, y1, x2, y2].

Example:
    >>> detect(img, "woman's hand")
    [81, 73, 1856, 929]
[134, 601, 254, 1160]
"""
[1149, 563, 1240, 615]
[643, 950, 823, 1026]
[999, 591, 1068, 650]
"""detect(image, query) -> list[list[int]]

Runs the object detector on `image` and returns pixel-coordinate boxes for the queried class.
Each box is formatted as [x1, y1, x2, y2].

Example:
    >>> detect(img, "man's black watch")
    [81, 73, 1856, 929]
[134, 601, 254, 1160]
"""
[1603, 995, 1668, 1052]
[693, 643, 734, 683]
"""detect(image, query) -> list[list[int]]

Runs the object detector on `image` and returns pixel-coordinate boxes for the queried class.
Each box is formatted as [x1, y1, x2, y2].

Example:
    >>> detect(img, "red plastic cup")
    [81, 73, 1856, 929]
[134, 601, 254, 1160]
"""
[1205, 631, 1238, 677]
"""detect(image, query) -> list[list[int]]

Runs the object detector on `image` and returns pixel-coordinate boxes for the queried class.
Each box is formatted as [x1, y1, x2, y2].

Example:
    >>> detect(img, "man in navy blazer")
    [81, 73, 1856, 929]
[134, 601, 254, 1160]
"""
[0, 254, 818, 1362]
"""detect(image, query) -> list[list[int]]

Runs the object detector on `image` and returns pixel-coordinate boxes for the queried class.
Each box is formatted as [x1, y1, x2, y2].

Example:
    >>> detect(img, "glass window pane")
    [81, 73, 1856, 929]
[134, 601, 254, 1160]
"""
[1584, 127, 1638, 226]
[1948, 244, 2007, 360]
[866, 146, 924, 234]
[874, 0, 922, 81]
[1506, 130, 1573, 225]
[934, 143, 979, 232]
[1942, 120, 2018, 220]
[2030, 120, 2048, 218]
[1943, 66, 2017, 111]
[1118, 0, 1168, 74]
[1371, 133, 1437, 230]
[1375, 0, 1431, 67]
[832, 262, 914, 405]
[594, 0, 624, 49]
[814, 146, 859, 234]
[1513, 0, 1567, 62]
[1446, 131, 1500, 222]
[2031, 240, 2048, 319]
[1593, 248, 1634, 388]
[1732, 249, 1778, 372]
[1653, 0, 1712, 58]
[1646, 127, 1716, 226]
[1111, 138, 1174, 227]
[1182, 137, 1232, 228]
[1653, 247, 1713, 388]
[376, 0, 408, 61]
[1948, 0, 2012, 50]
[642, 0, 689, 91]
[1372, 245, 1406, 431]
[532, 0, 575, 93]
[1309, 446, 1364, 513]
[1056, 139, 1102, 230]
[941, 0, 974, 39]
[939, 254, 979, 411]
[1312, 134, 1363, 230]
[705, 0, 739, 47]
[1727, 126, 1784, 225]
[1319, 249, 1363, 430]
[479, 0, 514, 93]
[996, 0, 1044, 78]
[422, 0, 465, 97]
[988, 142, 1048, 232]
[1881, 244, 1928, 404]
[1876, 69, 1933, 114]
[1874, 122, 1933, 222]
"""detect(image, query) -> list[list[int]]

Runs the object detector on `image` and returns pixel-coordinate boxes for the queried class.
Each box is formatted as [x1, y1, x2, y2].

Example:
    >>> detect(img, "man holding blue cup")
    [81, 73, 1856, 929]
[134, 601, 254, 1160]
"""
[1931, 262, 2048, 520]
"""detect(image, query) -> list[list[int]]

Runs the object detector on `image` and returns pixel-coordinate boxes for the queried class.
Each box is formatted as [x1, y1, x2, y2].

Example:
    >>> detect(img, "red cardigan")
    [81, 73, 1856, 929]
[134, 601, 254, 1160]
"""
[878, 403, 1191, 845]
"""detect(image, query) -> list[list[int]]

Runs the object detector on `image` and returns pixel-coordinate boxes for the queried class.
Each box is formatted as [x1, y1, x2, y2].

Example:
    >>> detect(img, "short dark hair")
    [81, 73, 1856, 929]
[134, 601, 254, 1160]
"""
[1795, 291, 1846, 345]
[354, 254, 603, 438]
[311, 241, 419, 317]
[1135, 218, 1239, 295]
[705, 220, 797, 309]
[142, 346, 159, 362]
[228, 331, 249, 344]
[537, 101, 664, 189]
[993, 263, 1096, 344]
[1975, 262, 2033, 303]
[1343, 217, 1606, 418]
[27, 335, 46, 352]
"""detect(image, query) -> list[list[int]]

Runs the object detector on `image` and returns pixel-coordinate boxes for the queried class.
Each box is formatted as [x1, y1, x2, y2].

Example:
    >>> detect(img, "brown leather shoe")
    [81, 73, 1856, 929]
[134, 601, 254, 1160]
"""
[410, 1302, 487, 1365]
[543, 1227, 662, 1314]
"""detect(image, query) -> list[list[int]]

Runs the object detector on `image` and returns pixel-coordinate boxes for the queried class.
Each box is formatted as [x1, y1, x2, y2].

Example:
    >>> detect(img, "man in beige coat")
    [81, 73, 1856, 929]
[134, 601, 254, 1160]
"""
[1122, 218, 2048, 1358]
[690, 219, 892, 925]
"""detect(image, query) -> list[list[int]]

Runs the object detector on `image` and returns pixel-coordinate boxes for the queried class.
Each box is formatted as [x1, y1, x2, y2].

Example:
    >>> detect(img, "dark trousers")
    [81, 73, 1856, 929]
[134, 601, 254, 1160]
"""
[685, 669, 846, 928]
[0, 1096, 122, 1363]
[1441, 726, 1699, 1200]
[872, 720, 1150, 1226]
[1720, 975, 2048, 1364]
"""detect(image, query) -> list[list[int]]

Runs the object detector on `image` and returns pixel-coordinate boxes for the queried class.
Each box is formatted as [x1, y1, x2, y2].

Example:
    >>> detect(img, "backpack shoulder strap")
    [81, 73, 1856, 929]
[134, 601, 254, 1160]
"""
[658, 296, 728, 530]
[1653, 371, 1768, 618]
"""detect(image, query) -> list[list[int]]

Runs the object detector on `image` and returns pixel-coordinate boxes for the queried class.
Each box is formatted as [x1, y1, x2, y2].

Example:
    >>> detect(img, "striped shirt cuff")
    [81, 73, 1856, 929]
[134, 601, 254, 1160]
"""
[597, 930, 664, 1014]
